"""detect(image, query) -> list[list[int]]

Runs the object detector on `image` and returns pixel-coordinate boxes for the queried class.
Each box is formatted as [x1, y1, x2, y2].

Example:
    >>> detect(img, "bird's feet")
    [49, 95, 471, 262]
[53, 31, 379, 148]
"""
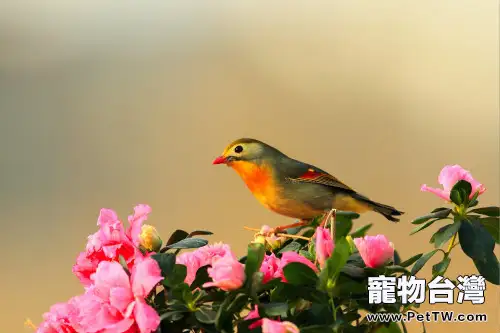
[244, 221, 312, 245]
[267, 220, 310, 236]
[319, 209, 337, 228]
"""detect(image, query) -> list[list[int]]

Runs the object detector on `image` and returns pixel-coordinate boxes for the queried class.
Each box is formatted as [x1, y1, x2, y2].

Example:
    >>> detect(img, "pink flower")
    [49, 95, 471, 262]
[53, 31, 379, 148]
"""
[260, 253, 281, 284]
[421, 164, 486, 201]
[36, 296, 83, 333]
[203, 255, 245, 291]
[73, 205, 152, 287]
[261, 318, 300, 333]
[82, 258, 163, 333]
[127, 204, 153, 247]
[176, 251, 205, 285]
[244, 305, 263, 329]
[196, 242, 236, 264]
[176, 243, 236, 285]
[277, 252, 318, 283]
[314, 227, 334, 268]
[354, 235, 394, 269]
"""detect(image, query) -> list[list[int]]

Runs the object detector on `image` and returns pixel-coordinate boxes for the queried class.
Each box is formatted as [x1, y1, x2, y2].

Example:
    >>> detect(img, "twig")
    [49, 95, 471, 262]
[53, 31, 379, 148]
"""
[328, 209, 337, 240]
[276, 233, 311, 241]
[244, 226, 261, 232]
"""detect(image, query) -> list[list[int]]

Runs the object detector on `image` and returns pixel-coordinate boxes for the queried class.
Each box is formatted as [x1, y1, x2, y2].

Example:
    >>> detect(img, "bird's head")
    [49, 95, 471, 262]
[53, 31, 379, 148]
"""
[212, 138, 280, 167]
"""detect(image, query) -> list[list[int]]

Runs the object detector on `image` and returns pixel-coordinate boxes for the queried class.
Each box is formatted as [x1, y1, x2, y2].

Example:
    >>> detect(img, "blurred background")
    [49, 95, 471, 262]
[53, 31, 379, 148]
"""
[1, 1, 498, 332]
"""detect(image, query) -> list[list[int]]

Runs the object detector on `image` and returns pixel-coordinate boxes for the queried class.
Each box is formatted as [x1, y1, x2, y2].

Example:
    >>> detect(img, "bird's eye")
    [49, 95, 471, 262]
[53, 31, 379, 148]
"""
[234, 145, 243, 153]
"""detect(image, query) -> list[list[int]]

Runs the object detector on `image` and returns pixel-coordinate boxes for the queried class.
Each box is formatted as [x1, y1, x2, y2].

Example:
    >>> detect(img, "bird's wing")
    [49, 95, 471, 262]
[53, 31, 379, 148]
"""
[286, 165, 355, 192]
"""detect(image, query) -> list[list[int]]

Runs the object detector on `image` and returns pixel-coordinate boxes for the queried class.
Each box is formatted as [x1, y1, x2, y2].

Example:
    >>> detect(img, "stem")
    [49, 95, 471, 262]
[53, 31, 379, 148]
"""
[445, 232, 458, 256]
[276, 233, 311, 241]
[329, 298, 337, 322]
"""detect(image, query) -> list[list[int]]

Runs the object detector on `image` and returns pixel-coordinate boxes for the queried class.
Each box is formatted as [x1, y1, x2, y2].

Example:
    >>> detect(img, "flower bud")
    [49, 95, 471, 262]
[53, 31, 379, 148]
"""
[139, 224, 162, 252]
[345, 235, 356, 253]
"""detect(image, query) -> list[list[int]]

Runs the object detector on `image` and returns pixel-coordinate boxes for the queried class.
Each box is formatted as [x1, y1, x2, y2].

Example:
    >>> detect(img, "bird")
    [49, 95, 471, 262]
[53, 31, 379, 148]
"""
[212, 138, 403, 233]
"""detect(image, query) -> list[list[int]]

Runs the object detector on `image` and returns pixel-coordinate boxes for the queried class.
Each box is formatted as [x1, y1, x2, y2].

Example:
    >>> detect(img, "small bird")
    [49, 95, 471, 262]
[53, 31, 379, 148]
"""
[212, 138, 403, 232]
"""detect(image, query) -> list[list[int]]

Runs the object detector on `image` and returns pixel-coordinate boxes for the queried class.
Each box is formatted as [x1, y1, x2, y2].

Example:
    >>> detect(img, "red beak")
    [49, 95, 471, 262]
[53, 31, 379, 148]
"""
[212, 156, 227, 165]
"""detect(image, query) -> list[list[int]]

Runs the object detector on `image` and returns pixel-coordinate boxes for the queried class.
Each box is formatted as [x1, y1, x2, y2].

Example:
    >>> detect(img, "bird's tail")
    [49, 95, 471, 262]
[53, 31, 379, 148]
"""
[352, 193, 404, 222]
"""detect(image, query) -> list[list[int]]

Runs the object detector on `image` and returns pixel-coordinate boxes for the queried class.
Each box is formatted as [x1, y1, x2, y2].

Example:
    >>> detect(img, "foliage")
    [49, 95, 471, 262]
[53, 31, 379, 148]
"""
[34, 166, 498, 333]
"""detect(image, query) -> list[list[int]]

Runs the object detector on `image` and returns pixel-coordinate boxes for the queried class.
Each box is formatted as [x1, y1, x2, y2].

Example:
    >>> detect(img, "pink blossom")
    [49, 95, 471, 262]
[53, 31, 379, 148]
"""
[203, 255, 245, 291]
[73, 206, 151, 287]
[244, 305, 263, 330]
[176, 251, 205, 285]
[127, 204, 153, 247]
[81, 258, 163, 333]
[261, 318, 300, 333]
[36, 296, 83, 333]
[354, 235, 394, 269]
[176, 243, 236, 285]
[421, 164, 486, 201]
[314, 227, 334, 268]
[277, 252, 318, 283]
[260, 253, 281, 284]
[195, 242, 236, 264]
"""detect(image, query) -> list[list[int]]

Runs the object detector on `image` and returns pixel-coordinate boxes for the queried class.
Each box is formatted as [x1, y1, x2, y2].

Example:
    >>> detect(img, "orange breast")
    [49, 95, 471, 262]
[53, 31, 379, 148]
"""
[230, 161, 277, 207]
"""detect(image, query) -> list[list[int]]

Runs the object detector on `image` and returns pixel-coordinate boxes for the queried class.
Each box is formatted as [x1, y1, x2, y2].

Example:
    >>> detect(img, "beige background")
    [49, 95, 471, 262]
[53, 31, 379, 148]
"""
[1, 1, 498, 332]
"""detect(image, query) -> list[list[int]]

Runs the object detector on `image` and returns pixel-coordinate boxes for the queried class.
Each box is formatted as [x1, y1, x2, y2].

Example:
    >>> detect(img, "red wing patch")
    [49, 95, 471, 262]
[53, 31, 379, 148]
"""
[290, 168, 354, 191]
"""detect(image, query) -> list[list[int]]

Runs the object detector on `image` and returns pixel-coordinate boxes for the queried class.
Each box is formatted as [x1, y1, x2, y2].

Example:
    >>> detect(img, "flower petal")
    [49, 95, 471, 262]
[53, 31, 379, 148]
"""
[109, 287, 134, 314]
[134, 299, 161, 333]
[420, 184, 450, 201]
[131, 257, 163, 298]
[92, 262, 131, 301]
[127, 204, 152, 246]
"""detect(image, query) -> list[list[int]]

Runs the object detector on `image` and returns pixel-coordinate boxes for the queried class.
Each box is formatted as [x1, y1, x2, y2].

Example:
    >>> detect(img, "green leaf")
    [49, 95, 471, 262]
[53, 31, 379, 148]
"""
[166, 238, 208, 249]
[244, 243, 265, 280]
[283, 262, 319, 286]
[470, 206, 500, 217]
[410, 249, 439, 275]
[163, 264, 187, 287]
[335, 216, 353, 240]
[468, 190, 480, 208]
[166, 229, 189, 246]
[399, 253, 423, 267]
[410, 219, 439, 235]
[226, 293, 249, 313]
[458, 218, 499, 284]
[188, 230, 213, 237]
[430, 222, 462, 248]
[376, 322, 403, 333]
[151, 253, 176, 277]
[195, 306, 217, 324]
[393, 250, 401, 265]
[385, 265, 410, 275]
[450, 180, 472, 206]
[479, 217, 499, 244]
[431, 207, 450, 213]
[432, 257, 451, 276]
[215, 293, 234, 332]
[278, 241, 302, 254]
[319, 237, 350, 289]
[300, 250, 315, 261]
[350, 224, 373, 238]
[261, 302, 289, 317]
[171, 282, 193, 304]
[154, 290, 167, 309]
[411, 209, 452, 224]
[160, 311, 184, 322]
[473, 252, 499, 285]
[300, 325, 335, 333]
[249, 271, 264, 300]
[336, 211, 361, 219]
[190, 265, 210, 290]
